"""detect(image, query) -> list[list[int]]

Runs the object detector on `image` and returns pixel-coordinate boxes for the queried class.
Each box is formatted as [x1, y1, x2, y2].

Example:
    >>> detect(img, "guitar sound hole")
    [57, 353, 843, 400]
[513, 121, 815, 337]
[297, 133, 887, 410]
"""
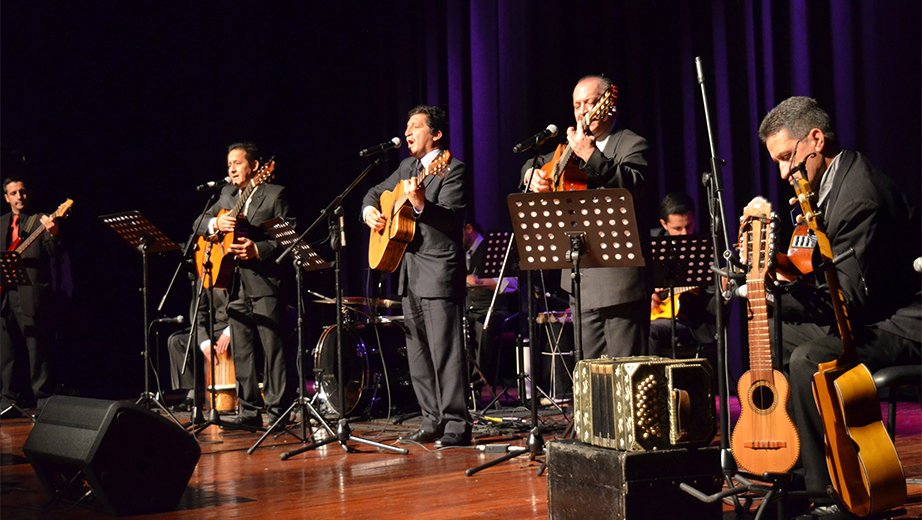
[751, 385, 776, 411]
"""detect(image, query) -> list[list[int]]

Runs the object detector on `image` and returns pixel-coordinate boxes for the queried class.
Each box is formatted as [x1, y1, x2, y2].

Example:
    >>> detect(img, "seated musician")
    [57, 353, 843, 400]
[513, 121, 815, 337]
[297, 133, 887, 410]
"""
[520, 74, 650, 361]
[463, 220, 518, 385]
[757, 97, 920, 519]
[648, 192, 716, 357]
[167, 286, 230, 413]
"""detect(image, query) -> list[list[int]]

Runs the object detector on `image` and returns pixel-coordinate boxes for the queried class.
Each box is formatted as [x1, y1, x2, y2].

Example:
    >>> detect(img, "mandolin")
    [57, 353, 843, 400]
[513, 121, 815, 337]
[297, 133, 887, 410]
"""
[539, 83, 618, 192]
[368, 150, 452, 272]
[791, 178, 905, 516]
[731, 197, 801, 474]
[195, 158, 276, 289]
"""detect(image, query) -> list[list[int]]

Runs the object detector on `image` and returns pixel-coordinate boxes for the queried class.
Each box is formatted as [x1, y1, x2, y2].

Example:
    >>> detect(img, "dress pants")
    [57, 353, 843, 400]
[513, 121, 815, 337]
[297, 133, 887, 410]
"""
[403, 289, 472, 436]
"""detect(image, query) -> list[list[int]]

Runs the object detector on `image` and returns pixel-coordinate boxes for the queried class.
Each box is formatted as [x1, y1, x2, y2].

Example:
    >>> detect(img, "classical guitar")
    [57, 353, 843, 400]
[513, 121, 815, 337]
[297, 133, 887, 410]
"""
[792, 178, 906, 516]
[775, 223, 816, 282]
[539, 83, 618, 192]
[368, 150, 452, 272]
[8, 199, 74, 254]
[650, 285, 700, 321]
[195, 158, 276, 289]
[730, 197, 801, 474]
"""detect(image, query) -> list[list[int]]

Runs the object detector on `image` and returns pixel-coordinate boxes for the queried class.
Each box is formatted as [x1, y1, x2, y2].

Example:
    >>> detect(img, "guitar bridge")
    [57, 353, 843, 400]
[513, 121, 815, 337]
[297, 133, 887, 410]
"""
[742, 440, 788, 449]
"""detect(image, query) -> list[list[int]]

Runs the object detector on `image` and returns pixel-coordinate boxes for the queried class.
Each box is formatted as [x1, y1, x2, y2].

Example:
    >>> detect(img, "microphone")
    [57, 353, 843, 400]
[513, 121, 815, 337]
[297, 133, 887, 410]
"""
[359, 137, 401, 157]
[196, 177, 231, 192]
[153, 315, 185, 325]
[512, 124, 558, 154]
[695, 56, 705, 85]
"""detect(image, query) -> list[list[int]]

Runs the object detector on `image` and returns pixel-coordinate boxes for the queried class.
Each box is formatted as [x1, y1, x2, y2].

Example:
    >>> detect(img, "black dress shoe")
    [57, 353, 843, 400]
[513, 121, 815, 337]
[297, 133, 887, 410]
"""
[399, 429, 439, 444]
[231, 414, 264, 429]
[170, 398, 194, 413]
[434, 432, 471, 448]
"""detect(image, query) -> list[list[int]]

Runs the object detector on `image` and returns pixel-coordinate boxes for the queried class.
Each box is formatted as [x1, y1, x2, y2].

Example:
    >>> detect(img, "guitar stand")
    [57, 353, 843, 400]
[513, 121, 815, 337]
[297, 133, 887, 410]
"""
[249, 219, 333, 454]
[99, 211, 183, 427]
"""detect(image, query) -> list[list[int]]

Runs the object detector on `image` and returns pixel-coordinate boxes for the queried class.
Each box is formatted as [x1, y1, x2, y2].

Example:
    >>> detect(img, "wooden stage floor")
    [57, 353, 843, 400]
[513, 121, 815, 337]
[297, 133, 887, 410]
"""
[1, 398, 920, 519]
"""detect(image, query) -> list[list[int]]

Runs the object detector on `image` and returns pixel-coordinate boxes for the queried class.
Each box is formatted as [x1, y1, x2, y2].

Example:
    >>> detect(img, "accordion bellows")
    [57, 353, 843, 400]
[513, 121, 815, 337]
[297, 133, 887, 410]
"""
[573, 356, 716, 450]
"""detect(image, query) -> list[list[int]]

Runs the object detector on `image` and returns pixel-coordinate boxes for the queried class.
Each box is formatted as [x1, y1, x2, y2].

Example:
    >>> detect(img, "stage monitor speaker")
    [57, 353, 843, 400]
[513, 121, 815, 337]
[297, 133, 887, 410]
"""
[23, 396, 201, 516]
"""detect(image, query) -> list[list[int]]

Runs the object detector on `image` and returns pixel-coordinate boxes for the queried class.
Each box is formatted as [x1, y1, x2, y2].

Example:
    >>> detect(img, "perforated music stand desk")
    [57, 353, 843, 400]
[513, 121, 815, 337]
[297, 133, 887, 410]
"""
[478, 230, 516, 279]
[99, 211, 180, 418]
[648, 233, 714, 358]
[262, 217, 330, 272]
[0, 251, 31, 287]
[507, 188, 645, 364]
[649, 233, 713, 289]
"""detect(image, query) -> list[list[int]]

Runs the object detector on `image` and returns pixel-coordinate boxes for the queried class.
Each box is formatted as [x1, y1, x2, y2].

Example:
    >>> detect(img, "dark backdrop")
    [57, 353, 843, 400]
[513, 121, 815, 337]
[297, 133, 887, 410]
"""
[2, 1, 919, 399]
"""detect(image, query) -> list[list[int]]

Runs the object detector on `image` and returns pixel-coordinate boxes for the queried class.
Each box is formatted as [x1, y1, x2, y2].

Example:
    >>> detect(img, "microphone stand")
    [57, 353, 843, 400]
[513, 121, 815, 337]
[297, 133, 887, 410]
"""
[279, 157, 407, 459]
[466, 145, 549, 477]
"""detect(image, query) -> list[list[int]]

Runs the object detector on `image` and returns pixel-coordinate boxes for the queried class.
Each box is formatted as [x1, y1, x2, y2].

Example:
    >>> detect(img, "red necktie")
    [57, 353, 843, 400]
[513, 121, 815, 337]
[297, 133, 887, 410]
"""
[8, 214, 21, 251]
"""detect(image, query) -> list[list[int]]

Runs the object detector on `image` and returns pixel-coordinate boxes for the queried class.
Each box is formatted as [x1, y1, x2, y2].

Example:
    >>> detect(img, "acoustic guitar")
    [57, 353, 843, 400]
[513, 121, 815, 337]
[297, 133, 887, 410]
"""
[8, 199, 74, 254]
[775, 223, 815, 282]
[368, 150, 452, 272]
[195, 158, 276, 289]
[730, 197, 801, 474]
[539, 83, 618, 192]
[650, 285, 700, 321]
[791, 178, 906, 516]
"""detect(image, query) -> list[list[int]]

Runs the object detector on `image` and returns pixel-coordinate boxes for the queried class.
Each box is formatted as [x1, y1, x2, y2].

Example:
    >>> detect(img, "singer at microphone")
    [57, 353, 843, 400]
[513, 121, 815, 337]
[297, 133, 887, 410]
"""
[196, 177, 231, 192]
[512, 124, 558, 154]
[359, 137, 402, 157]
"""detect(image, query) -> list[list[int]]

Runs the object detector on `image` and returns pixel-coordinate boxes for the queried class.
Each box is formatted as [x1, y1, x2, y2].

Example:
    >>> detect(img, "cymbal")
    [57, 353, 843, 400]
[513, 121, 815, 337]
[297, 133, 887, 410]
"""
[313, 296, 402, 309]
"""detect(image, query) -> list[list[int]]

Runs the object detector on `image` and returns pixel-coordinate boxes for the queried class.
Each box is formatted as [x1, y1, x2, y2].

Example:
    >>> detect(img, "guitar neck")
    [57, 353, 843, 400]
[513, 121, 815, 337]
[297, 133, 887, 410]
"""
[15, 205, 69, 254]
[746, 278, 774, 378]
[814, 228, 856, 361]
[551, 145, 576, 187]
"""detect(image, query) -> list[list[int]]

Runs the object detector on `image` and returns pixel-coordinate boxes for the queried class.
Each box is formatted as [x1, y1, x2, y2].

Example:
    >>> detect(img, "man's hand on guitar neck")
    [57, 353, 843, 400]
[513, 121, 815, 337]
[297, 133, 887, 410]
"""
[567, 124, 596, 162]
[40, 214, 59, 237]
[404, 177, 426, 213]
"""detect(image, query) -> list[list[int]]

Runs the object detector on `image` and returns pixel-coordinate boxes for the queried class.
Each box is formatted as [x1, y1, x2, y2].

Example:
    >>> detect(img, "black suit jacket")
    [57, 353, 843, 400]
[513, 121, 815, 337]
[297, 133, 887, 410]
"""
[779, 150, 920, 341]
[1, 212, 62, 316]
[521, 127, 649, 309]
[363, 153, 467, 299]
[195, 184, 294, 298]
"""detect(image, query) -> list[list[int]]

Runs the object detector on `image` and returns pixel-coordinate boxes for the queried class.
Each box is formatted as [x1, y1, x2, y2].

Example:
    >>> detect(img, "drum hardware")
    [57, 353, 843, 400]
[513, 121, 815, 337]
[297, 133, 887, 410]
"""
[313, 296, 403, 310]
[278, 163, 409, 459]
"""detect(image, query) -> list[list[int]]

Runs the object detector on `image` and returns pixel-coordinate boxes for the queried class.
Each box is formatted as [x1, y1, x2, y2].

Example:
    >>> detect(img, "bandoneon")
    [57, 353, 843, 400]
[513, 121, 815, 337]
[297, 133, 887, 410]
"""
[573, 356, 716, 451]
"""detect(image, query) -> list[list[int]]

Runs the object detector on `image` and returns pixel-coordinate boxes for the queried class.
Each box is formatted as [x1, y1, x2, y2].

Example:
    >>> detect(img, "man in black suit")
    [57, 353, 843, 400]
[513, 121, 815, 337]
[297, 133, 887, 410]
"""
[758, 97, 920, 518]
[363, 105, 471, 447]
[521, 74, 650, 361]
[648, 192, 716, 357]
[1, 176, 63, 416]
[195, 142, 294, 429]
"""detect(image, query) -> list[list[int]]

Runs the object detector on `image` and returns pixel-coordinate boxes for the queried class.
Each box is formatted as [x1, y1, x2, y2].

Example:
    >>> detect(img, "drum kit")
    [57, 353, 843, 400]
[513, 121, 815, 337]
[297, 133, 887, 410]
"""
[310, 295, 416, 418]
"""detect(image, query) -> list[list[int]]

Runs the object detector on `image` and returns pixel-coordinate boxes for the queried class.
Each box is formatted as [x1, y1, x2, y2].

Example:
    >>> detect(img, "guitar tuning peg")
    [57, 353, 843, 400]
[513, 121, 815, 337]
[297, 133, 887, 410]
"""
[789, 197, 797, 206]
[796, 214, 805, 224]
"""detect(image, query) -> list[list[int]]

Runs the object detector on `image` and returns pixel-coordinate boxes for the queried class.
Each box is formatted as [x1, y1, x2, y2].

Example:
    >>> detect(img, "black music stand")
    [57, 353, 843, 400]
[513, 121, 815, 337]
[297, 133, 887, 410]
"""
[248, 218, 333, 454]
[0, 252, 36, 422]
[466, 188, 644, 476]
[649, 234, 714, 358]
[99, 212, 181, 423]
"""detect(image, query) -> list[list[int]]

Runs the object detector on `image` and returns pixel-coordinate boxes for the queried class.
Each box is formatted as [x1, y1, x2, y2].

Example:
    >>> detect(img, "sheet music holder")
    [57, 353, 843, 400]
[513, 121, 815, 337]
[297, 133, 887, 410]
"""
[507, 188, 645, 271]
[99, 211, 180, 254]
[0, 251, 32, 287]
[478, 230, 516, 279]
[262, 217, 330, 272]
[98, 211, 181, 424]
[648, 233, 714, 288]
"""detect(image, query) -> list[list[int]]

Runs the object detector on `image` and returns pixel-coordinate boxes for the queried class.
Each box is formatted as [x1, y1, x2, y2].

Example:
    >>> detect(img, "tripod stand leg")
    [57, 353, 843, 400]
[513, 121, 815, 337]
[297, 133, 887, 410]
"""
[465, 427, 544, 477]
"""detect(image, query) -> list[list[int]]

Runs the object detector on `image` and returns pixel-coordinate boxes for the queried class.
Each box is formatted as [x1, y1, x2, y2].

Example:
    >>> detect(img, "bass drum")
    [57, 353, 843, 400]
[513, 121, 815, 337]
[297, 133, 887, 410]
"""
[314, 322, 416, 418]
